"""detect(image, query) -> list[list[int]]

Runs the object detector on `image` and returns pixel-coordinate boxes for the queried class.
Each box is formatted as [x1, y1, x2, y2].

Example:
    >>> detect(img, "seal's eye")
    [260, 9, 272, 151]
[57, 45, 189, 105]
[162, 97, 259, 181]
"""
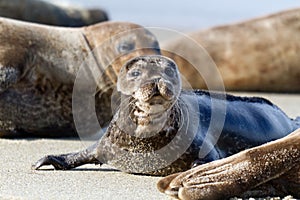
[128, 70, 141, 78]
[117, 42, 135, 53]
[164, 67, 175, 77]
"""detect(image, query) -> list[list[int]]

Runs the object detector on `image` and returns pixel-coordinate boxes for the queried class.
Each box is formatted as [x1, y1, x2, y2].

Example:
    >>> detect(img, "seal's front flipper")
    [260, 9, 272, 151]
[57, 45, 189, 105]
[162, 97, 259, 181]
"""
[33, 154, 74, 170]
[0, 66, 20, 92]
[32, 145, 102, 170]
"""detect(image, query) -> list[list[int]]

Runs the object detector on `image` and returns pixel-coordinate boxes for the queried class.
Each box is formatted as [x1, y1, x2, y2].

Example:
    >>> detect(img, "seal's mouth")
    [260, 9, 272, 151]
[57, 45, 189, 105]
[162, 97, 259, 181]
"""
[130, 94, 173, 126]
[136, 94, 172, 112]
[127, 78, 178, 126]
[148, 95, 166, 105]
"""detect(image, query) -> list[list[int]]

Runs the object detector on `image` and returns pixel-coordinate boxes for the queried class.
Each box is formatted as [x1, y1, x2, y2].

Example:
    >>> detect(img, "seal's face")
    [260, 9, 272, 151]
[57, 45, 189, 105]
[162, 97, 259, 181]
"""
[117, 55, 181, 134]
[111, 28, 161, 75]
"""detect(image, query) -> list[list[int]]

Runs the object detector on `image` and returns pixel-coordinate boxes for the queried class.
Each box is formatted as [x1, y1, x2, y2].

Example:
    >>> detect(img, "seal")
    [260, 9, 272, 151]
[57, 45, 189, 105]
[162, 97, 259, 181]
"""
[0, 17, 160, 137]
[0, 0, 108, 27]
[162, 8, 300, 92]
[157, 128, 300, 199]
[33, 55, 300, 182]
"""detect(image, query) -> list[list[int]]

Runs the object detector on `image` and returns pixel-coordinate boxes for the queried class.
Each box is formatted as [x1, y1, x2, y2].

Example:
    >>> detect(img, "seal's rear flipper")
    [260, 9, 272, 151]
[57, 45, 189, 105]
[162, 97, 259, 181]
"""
[157, 129, 300, 199]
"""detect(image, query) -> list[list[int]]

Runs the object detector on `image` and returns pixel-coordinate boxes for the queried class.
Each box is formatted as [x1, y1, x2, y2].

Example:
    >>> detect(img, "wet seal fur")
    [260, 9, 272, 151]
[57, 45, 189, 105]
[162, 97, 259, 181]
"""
[33, 55, 300, 197]
[0, 18, 160, 137]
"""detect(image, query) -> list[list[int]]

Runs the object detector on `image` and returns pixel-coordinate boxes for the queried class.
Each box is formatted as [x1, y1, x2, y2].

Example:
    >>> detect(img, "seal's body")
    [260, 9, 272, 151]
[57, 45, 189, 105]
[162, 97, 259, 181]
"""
[163, 8, 300, 92]
[91, 90, 299, 176]
[0, 18, 159, 137]
[0, 0, 108, 27]
[33, 56, 300, 177]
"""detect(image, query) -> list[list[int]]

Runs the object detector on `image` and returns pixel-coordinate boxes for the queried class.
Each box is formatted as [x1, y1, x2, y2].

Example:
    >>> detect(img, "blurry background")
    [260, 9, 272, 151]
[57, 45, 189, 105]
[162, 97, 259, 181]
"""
[47, 0, 300, 30]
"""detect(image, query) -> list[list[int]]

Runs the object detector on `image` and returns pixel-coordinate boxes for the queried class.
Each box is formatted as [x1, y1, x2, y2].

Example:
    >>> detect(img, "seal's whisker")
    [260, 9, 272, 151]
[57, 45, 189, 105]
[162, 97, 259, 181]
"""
[116, 96, 137, 115]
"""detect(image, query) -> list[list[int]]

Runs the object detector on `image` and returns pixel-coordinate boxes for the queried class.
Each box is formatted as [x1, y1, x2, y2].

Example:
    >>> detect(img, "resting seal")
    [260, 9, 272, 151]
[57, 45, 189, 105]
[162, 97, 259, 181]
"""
[163, 8, 300, 92]
[0, 18, 159, 137]
[0, 0, 108, 27]
[33, 55, 300, 185]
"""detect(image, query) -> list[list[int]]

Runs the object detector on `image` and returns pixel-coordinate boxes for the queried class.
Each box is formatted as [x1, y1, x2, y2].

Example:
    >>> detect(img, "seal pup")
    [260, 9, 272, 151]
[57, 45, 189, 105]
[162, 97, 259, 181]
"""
[33, 55, 300, 179]
[0, 0, 108, 27]
[163, 8, 300, 92]
[157, 128, 300, 199]
[0, 18, 160, 137]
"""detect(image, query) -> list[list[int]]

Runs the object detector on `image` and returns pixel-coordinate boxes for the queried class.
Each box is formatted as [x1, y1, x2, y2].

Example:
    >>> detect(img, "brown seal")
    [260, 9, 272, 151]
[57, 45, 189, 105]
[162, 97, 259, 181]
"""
[0, 0, 108, 27]
[32, 55, 300, 198]
[0, 17, 160, 137]
[162, 8, 300, 92]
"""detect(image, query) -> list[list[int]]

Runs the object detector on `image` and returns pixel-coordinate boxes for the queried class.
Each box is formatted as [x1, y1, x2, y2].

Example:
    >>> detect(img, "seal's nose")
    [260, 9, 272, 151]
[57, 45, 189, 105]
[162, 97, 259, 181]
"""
[152, 78, 161, 96]
[158, 79, 174, 101]
[153, 78, 161, 83]
[134, 77, 174, 102]
[134, 81, 159, 102]
[150, 78, 174, 100]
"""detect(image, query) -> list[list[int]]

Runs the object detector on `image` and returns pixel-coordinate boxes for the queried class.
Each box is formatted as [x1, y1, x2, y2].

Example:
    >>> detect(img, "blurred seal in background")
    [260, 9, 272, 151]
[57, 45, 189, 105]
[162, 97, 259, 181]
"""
[163, 8, 300, 92]
[0, 0, 108, 27]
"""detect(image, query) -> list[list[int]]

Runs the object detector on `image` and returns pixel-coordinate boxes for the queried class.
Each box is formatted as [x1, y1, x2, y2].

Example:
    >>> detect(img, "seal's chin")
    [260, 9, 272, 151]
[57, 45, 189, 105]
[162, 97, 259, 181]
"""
[131, 96, 172, 138]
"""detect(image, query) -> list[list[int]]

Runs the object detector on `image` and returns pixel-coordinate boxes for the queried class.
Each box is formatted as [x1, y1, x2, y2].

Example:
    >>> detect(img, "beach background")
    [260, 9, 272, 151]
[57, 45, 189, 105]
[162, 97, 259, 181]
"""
[48, 0, 300, 31]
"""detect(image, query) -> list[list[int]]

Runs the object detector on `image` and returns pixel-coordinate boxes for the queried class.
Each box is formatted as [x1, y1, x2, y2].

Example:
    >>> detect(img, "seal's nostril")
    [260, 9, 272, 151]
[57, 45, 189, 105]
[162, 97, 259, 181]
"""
[154, 78, 161, 83]
[154, 83, 160, 95]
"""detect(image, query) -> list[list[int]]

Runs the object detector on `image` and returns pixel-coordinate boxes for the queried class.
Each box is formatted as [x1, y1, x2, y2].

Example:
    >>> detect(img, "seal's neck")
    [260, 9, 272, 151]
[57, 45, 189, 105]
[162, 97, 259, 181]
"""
[108, 104, 182, 153]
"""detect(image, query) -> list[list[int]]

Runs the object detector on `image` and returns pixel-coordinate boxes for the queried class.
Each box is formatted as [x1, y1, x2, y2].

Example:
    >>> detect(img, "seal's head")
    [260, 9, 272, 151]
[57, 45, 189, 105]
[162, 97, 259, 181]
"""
[83, 22, 161, 88]
[117, 55, 181, 136]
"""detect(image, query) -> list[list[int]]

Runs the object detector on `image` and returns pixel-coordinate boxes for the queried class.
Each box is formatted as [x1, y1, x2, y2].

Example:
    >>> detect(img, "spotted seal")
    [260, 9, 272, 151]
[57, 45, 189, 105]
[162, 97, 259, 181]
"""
[33, 55, 300, 185]
[0, 18, 160, 137]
